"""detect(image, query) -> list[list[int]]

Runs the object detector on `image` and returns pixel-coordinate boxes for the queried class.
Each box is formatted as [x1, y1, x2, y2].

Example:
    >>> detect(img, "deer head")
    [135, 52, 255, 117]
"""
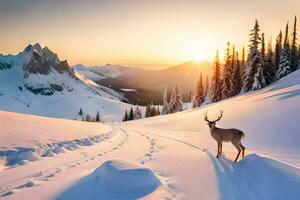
[203, 110, 223, 128]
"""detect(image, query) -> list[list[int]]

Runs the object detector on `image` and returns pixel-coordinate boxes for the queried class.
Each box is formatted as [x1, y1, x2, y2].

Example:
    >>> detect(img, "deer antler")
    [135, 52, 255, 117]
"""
[203, 110, 223, 123]
[203, 111, 211, 122]
[214, 109, 223, 122]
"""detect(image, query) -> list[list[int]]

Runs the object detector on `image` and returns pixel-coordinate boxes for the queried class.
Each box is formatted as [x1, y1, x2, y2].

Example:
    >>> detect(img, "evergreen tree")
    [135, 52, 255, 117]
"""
[205, 75, 209, 97]
[129, 107, 134, 120]
[277, 23, 292, 79]
[192, 73, 204, 108]
[156, 106, 160, 115]
[265, 39, 276, 84]
[150, 102, 157, 116]
[169, 84, 183, 113]
[95, 112, 101, 122]
[78, 108, 83, 116]
[85, 114, 91, 122]
[274, 31, 283, 72]
[242, 19, 266, 92]
[241, 46, 246, 74]
[232, 51, 242, 95]
[134, 106, 142, 119]
[162, 88, 170, 115]
[145, 104, 151, 118]
[261, 32, 271, 84]
[291, 16, 299, 71]
[123, 110, 128, 122]
[222, 42, 234, 98]
[210, 50, 222, 102]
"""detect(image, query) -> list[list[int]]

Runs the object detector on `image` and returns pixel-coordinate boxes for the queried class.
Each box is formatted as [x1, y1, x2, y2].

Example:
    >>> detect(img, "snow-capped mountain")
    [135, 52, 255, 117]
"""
[73, 63, 142, 81]
[0, 43, 137, 121]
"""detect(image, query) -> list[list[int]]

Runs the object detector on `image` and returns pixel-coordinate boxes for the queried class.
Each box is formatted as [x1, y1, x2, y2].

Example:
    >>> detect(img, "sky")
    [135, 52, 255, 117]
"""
[0, 0, 300, 69]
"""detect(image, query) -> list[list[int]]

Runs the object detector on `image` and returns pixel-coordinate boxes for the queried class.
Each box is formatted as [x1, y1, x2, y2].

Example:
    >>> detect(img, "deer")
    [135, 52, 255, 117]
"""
[203, 110, 245, 162]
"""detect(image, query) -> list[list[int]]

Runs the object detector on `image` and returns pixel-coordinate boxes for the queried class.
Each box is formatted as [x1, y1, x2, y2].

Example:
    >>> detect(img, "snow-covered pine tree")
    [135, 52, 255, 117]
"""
[162, 88, 170, 115]
[129, 107, 134, 120]
[222, 42, 234, 98]
[192, 73, 204, 108]
[232, 51, 242, 95]
[169, 84, 183, 113]
[242, 19, 266, 92]
[277, 23, 292, 79]
[210, 50, 222, 102]
[291, 16, 299, 71]
[123, 110, 128, 122]
[134, 106, 142, 119]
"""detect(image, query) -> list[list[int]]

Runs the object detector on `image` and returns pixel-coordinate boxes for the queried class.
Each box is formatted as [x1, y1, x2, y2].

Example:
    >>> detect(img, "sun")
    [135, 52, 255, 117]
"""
[192, 54, 205, 62]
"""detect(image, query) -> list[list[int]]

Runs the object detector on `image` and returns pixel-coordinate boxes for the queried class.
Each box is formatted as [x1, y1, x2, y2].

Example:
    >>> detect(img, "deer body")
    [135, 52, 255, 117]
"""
[204, 111, 245, 162]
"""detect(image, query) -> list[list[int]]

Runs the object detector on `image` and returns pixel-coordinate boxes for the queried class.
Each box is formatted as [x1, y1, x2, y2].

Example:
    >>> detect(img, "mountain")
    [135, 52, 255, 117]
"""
[97, 61, 213, 105]
[0, 43, 137, 121]
[72, 63, 143, 82]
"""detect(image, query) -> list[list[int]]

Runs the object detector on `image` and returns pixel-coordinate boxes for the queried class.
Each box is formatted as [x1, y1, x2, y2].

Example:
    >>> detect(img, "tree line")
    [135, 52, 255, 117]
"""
[192, 16, 300, 107]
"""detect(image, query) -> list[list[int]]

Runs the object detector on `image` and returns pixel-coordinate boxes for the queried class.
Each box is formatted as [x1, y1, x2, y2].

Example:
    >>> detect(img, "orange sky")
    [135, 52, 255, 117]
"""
[0, 0, 299, 69]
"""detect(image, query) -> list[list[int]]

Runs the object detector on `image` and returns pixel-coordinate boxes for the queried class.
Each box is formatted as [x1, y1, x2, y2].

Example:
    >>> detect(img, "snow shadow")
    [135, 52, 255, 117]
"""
[205, 150, 300, 200]
[55, 160, 161, 200]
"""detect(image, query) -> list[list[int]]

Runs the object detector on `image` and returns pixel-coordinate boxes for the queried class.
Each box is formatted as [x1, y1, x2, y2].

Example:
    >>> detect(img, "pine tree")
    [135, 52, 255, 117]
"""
[205, 75, 209, 97]
[85, 114, 91, 122]
[162, 88, 170, 115]
[95, 112, 101, 122]
[134, 106, 142, 119]
[274, 31, 283, 72]
[78, 108, 83, 116]
[145, 104, 151, 118]
[150, 102, 157, 116]
[192, 73, 204, 108]
[232, 51, 242, 95]
[265, 39, 276, 84]
[123, 110, 128, 122]
[261, 32, 271, 84]
[277, 23, 292, 79]
[242, 19, 266, 92]
[241, 46, 246, 74]
[129, 107, 134, 120]
[156, 106, 160, 115]
[222, 42, 234, 98]
[169, 84, 183, 113]
[291, 16, 299, 71]
[210, 50, 222, 102]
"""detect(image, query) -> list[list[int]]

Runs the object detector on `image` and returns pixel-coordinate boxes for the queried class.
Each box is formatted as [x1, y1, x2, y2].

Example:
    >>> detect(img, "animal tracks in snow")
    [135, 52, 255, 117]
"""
[0, 128, 130, 198]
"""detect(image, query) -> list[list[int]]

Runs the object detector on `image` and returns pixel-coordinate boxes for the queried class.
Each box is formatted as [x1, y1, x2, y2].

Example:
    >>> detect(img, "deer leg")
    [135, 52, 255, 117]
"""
[233, 143, 241, 162]
[216, 142, 220, 158]
[239, 143, 245, 158]
[220, 142, 223, 157]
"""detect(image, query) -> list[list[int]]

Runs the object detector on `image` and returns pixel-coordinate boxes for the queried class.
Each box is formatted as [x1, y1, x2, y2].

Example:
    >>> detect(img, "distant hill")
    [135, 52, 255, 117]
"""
[96, 61, 213, 105]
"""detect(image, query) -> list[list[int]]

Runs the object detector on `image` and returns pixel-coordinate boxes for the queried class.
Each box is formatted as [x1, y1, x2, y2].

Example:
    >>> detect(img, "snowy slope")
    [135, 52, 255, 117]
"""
[0, 70, 300, 199]
[0, 44, 136, 121]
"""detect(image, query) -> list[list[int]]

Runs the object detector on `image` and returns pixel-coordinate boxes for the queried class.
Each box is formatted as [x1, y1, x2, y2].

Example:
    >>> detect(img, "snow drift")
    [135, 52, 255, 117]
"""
[56, 159, 161, 200]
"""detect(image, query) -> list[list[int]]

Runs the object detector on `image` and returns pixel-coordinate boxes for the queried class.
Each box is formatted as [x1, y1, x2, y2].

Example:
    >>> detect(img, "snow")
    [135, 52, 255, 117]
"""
[0, 69, 300, 199]
[120, 88, 137, 92]
[57, 159, 161, 200]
